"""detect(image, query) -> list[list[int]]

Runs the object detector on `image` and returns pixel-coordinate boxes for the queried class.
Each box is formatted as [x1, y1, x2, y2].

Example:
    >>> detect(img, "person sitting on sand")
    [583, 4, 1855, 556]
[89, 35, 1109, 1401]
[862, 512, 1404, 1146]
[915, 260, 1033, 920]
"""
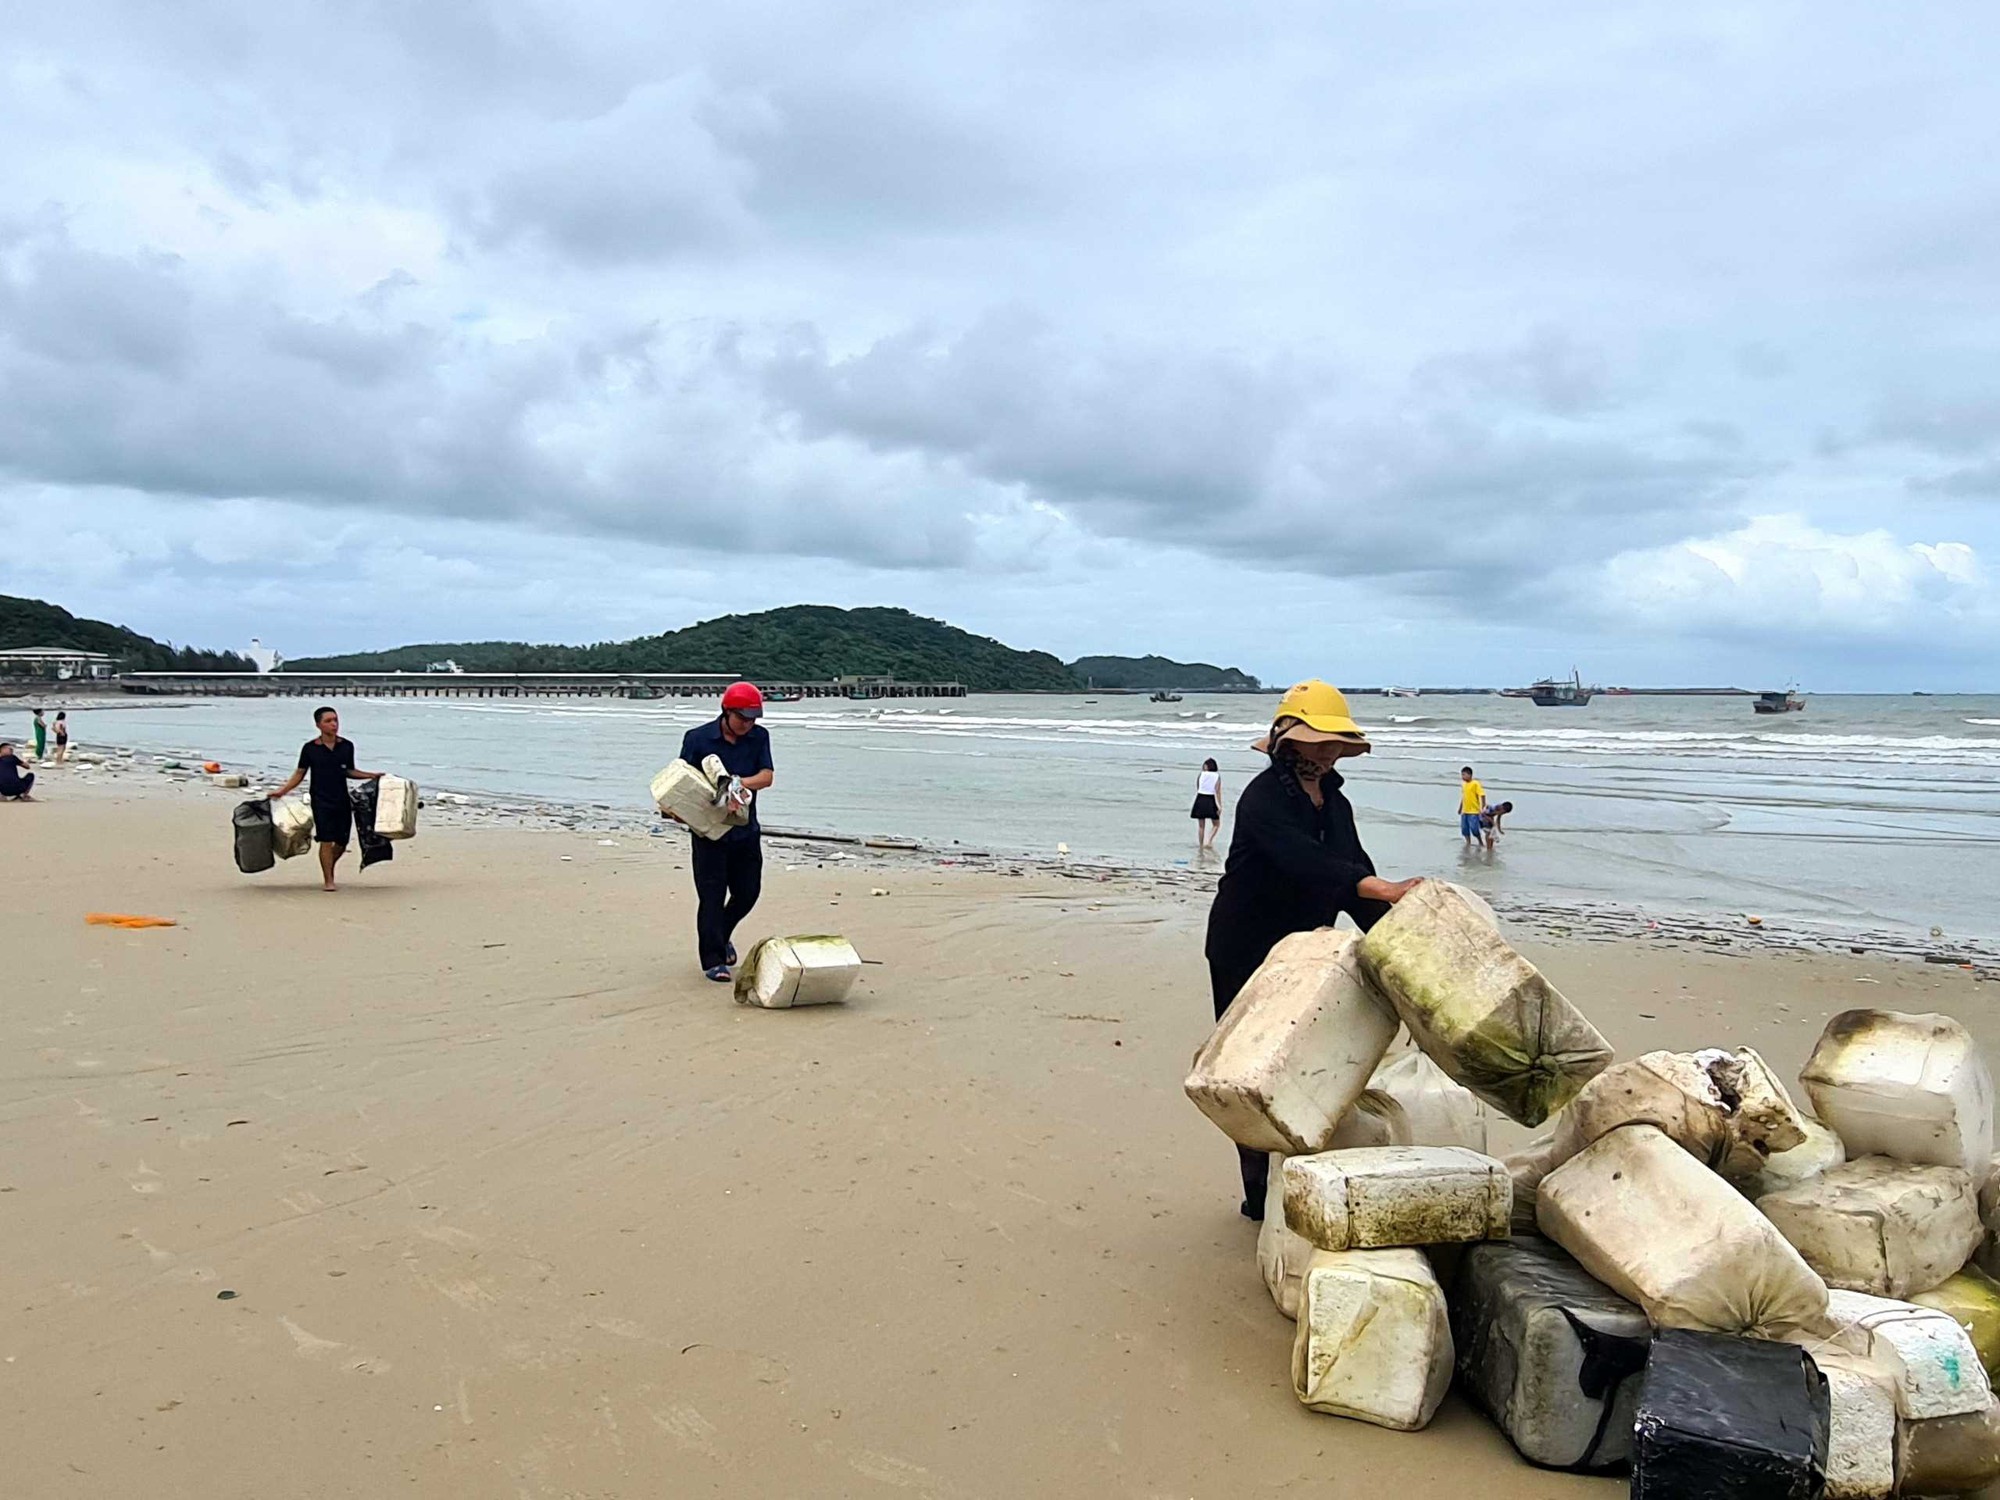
[0, 741, 35, 801]
[1479, 800, 1513, 850]
[1205, 681, 1423, 1219]
[1191, 758, 1224, 849]
[263, 706, 383, 891]
[1458, 766, 1486, 847]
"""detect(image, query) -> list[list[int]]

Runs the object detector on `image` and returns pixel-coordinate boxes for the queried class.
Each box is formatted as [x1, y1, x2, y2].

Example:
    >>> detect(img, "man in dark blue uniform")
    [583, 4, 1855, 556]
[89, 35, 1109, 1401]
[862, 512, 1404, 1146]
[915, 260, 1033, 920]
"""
[676, 682, 775, 981]
[265, 705, 383, 892]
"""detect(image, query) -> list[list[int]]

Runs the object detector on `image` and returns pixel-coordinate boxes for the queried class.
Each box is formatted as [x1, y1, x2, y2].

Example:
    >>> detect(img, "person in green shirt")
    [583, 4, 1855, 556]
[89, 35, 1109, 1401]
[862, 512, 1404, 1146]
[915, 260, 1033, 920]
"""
[32, 708, 47, 760]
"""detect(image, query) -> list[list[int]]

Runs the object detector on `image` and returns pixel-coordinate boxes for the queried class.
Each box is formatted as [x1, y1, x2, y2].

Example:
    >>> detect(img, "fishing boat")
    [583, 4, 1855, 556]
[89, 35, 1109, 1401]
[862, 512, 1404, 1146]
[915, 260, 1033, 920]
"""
[764, 689, 803, 703]
[1526, 669, 1594, 707]
[1381, 686, 1420, 698]
[1149, 690, 1183, 703]
[1753, 688, 1805, 714]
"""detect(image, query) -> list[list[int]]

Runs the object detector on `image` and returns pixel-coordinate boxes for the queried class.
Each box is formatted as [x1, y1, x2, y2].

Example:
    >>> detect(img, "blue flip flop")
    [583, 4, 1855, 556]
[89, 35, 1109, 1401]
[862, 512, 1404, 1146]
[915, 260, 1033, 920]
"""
[704, 965, 731, 983]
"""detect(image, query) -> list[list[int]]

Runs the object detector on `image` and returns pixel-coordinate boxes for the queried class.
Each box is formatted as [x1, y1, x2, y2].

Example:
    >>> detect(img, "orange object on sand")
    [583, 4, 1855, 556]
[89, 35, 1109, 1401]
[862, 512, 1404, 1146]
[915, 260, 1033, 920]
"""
[202, 761, 222, 774]
[85, 913, 179, 929]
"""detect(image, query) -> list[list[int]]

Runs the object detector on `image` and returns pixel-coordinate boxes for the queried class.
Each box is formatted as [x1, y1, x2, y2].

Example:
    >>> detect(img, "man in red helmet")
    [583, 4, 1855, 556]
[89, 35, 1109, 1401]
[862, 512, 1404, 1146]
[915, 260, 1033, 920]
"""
[675, 682, 776, 981]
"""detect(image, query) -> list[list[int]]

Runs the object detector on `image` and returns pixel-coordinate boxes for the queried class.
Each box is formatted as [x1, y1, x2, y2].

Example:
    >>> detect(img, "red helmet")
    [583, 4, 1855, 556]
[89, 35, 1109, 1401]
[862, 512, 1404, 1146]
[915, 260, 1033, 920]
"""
[721, 681, 764, 717]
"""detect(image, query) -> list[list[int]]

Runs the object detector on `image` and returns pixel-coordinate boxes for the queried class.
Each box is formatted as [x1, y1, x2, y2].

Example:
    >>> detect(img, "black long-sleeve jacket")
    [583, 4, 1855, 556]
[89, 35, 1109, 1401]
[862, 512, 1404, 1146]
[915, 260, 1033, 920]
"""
[1203, 762, 1391, 977]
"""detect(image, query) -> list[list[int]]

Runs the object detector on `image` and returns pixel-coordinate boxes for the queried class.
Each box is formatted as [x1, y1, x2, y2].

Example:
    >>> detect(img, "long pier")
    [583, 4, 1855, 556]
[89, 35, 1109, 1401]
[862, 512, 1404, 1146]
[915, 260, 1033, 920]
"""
[117, 671, 967, 701]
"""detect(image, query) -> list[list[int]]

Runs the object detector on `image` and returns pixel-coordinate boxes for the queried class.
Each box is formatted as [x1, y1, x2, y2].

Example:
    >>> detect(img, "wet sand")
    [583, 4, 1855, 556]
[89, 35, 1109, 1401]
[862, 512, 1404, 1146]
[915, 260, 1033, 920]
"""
[5, 776, 1996, 1497]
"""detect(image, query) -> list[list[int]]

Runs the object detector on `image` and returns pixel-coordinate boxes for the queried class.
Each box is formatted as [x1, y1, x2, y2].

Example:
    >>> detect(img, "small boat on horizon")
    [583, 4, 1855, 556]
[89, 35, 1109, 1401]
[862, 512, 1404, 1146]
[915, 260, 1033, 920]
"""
[1381, 686, 1420, 698]
[1149, 690, 1183, 703]
[1753, 688, 1805, 714]
[1525, 669, 1595, 707]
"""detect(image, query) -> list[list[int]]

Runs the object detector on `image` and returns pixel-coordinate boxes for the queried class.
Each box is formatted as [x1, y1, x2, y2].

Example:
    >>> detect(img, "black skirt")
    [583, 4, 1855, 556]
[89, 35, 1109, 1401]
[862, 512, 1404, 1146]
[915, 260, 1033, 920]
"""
[1190, 794, 1220, 820]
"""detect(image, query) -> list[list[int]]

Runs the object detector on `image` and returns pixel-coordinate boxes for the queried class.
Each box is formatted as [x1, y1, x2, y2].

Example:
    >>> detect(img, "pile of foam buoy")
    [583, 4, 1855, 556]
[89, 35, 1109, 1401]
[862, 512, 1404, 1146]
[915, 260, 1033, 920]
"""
[1185, 881, 2000, 1497]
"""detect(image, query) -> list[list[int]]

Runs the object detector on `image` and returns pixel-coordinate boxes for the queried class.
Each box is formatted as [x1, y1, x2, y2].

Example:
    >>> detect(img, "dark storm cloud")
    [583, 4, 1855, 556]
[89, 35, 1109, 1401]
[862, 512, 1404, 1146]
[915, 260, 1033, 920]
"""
[0, 227, 989, 568]
[759, 311, 1308, 512]
[1913, 463, 2000, 500]
[757, 315, 1751, 591]
[467, 80, 758, 263]
[1867, 395, 2000, 500]
[1874, 398, 2000, 458]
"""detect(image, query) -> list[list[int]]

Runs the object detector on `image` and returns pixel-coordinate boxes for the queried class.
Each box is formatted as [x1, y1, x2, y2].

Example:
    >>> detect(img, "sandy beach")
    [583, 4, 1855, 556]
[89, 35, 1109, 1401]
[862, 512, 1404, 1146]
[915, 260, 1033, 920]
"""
[6, 771, 1998, 1498]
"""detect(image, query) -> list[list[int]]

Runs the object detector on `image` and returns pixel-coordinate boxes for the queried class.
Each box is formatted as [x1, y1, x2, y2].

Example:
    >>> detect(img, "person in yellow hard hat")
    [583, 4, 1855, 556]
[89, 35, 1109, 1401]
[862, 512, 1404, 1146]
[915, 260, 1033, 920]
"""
[1203, 679, 1423, 1220]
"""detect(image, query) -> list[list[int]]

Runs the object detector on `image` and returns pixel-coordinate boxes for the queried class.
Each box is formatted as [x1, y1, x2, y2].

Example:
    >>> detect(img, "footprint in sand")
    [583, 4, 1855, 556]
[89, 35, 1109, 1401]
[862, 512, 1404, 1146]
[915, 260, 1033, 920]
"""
[426, 1276, 499, 1311]
[841, 1446, 944, 1493]
[650, 1404, 721, 1460]
[73, 1099, 112, 1131]
[279, 1317, 389, 1375]
[281, 1317, 345, 1359]
[120, 1230, 175, 1264]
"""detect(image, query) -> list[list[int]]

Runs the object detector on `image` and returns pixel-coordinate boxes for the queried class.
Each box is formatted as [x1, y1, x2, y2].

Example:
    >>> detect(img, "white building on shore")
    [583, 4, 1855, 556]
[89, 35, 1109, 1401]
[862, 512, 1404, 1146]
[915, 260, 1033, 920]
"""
[0, 646, 120, 680]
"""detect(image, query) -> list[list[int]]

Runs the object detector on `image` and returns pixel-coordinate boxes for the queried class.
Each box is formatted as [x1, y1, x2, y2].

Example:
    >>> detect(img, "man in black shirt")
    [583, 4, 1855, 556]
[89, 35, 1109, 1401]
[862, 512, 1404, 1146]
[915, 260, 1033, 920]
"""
[265, 705, 383, 891]
[673, 682, 775, 980]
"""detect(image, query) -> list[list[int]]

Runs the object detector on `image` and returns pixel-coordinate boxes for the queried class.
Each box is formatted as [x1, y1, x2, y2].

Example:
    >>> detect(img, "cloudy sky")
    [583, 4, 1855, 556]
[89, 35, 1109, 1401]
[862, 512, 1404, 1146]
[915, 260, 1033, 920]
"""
[3, 3, 1997, 688]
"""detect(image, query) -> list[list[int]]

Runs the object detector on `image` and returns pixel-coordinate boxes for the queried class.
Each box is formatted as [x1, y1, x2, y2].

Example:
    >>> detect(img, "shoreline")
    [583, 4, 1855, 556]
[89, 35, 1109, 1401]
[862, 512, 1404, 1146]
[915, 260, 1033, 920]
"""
[27, 739, 2000, 981]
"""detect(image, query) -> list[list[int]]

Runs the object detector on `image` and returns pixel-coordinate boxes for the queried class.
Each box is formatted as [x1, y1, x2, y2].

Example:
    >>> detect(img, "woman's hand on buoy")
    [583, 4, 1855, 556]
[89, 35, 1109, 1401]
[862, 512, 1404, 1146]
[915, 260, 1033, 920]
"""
[1358, 875, 1423, 904]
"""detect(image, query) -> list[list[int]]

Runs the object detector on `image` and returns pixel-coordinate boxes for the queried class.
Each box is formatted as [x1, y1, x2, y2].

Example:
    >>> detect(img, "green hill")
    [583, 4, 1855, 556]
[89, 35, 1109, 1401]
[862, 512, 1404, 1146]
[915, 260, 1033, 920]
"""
[286, 606, 1082, 692]
[1069, 654, 1261, 692]
[0, 595, 254, 673]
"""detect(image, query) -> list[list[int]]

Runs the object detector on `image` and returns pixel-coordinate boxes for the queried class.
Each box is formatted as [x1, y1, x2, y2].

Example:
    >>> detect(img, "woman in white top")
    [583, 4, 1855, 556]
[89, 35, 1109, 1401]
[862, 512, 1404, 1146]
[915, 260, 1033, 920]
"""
[1190, 758, 1224, 848]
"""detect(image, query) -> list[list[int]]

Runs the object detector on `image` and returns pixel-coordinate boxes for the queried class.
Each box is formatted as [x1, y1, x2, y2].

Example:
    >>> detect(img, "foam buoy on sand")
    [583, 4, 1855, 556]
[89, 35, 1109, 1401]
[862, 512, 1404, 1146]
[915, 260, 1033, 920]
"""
[733, 935, 863, 1009]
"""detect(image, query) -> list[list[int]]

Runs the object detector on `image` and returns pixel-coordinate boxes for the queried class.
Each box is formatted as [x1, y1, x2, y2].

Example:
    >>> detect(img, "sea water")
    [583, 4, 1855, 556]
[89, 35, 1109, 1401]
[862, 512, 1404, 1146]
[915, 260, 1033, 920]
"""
[42, 691, 2000, 940]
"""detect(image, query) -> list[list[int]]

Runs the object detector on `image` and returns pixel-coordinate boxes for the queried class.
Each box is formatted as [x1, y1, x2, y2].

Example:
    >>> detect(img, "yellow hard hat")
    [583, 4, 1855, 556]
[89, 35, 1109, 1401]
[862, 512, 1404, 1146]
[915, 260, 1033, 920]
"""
[1252, 679, 1370, 753]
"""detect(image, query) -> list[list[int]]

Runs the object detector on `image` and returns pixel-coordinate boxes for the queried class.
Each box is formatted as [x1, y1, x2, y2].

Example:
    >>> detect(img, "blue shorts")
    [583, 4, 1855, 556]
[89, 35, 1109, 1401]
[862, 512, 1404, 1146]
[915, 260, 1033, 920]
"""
[1461, 812, 1483, 838]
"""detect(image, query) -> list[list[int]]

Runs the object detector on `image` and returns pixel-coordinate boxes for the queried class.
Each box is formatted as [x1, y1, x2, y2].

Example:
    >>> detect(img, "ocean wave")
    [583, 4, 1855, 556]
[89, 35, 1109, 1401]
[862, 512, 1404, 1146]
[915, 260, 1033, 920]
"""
[410, 697, 2000, 766]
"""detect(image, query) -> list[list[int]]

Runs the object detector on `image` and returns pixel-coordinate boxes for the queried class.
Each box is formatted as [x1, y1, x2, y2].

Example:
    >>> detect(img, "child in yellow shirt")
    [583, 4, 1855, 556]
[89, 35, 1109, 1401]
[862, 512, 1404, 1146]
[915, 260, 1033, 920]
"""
[1459, 766, 1485, 846]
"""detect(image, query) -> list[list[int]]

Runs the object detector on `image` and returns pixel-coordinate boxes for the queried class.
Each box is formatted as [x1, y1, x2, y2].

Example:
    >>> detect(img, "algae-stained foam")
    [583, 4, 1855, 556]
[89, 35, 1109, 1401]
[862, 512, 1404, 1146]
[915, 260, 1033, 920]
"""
[1357, 880, 1610, 1127]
